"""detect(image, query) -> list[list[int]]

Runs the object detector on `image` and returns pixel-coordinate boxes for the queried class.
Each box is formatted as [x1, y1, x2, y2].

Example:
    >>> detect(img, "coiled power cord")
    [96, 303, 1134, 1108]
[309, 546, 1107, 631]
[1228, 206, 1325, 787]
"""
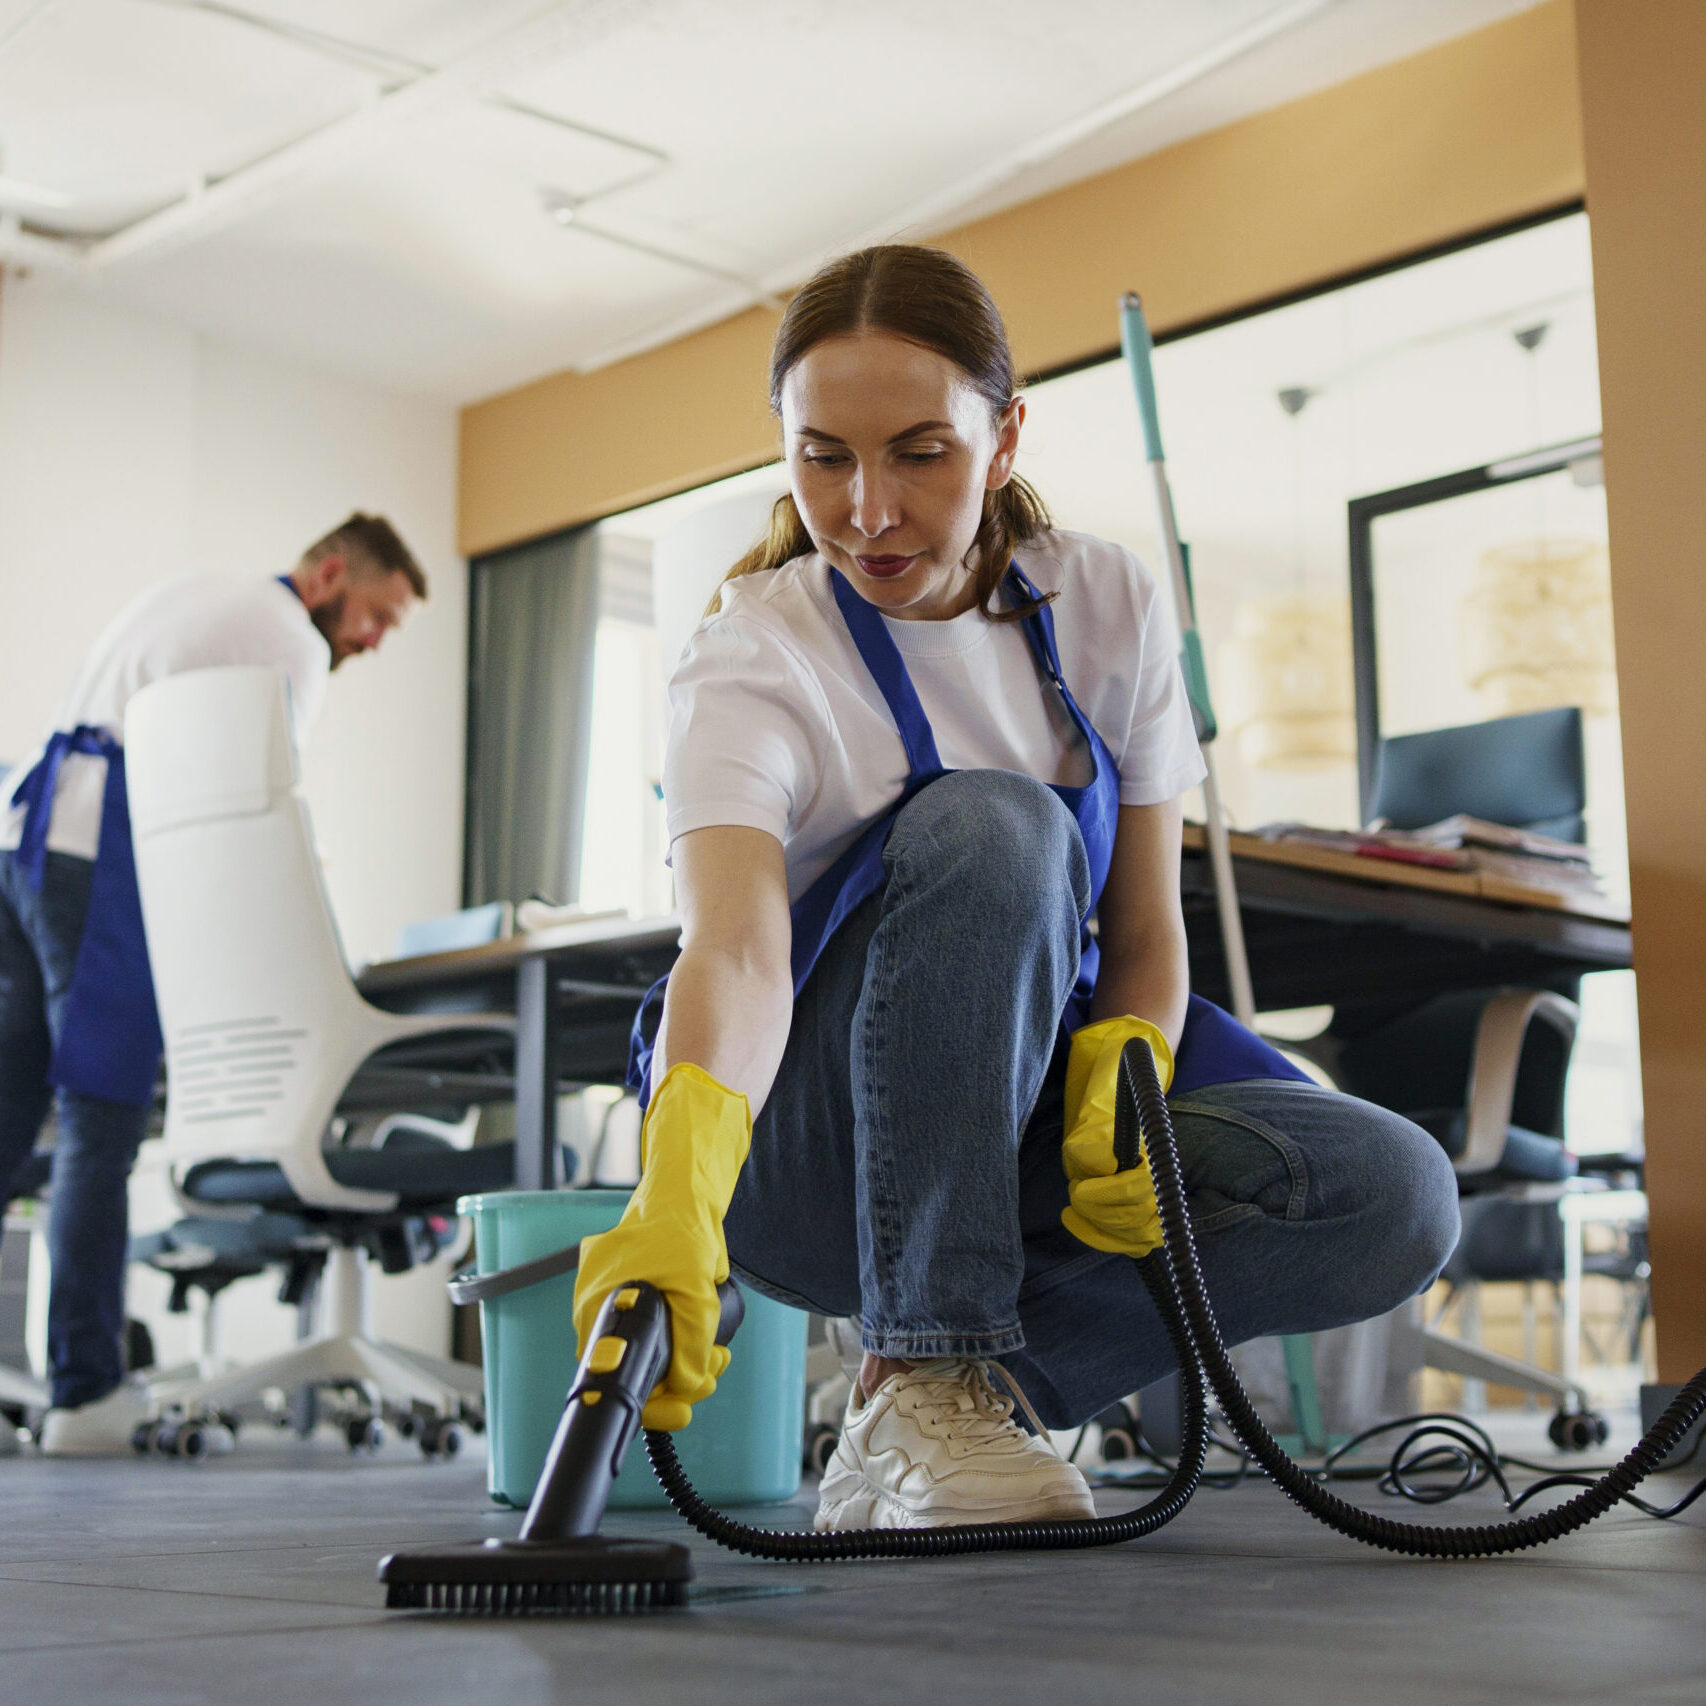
[643, 1039, 1706, 1561]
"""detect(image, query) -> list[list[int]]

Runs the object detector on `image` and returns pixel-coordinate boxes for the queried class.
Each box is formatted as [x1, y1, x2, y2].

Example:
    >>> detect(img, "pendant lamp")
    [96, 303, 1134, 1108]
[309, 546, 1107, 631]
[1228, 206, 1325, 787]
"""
[1460, 537, 1616, 717]
[1218, 385, 1356, 771]
[1457, 325, 1617, 718]
[1219, 592, 1357, 770]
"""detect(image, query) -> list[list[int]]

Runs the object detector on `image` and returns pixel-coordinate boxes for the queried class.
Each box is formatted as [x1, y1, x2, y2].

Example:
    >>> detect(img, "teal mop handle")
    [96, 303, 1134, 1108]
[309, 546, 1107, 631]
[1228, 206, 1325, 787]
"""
[1120, 293, 1216, 745]
[1120, 292, 1169, 466]
[1120, 291, 1254, 1026]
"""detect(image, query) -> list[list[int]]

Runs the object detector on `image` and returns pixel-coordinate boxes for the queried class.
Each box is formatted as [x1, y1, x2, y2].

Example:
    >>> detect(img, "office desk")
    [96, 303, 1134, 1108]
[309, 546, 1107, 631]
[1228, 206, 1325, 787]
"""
[358, 914, 680, 1190]
[359, 840, 1632, 1193]
[1180, 825, 1632, 1012]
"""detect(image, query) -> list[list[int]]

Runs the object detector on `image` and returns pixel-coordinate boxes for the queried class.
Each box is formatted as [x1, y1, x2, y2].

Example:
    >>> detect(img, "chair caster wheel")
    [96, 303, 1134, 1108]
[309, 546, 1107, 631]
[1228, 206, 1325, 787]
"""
[804, 1424, 840, 1476]
[132, 1421, 158, 1455]
[420, 1419, 463, 1460]
[1100, 1428, 1137, 1463]
[346, 1416, 384, 1453]
[288, 1384, 319, 1439]
[1094, 1402, 1140, 1463]
[153, 1418, 211, 1461]
[1549, 1409, 1610, 1452]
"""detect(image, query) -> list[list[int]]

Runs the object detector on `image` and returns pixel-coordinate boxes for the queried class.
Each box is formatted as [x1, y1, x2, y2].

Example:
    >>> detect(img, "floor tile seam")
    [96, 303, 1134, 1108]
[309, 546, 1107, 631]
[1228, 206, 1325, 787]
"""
[0, 1570, 388, 1615]
[683, 1548, 1706, 1588]
[0, 1616, 396, 1659]
[0, 1537, 515, 1571]
[1042, 1534, 1706, 1574]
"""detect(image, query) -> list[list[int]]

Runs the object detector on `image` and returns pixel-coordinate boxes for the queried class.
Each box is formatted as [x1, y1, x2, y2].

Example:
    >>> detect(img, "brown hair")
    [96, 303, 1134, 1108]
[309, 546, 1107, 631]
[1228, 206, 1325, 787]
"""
[302, 513, 428, 600]
[713, 245, 1050, 621]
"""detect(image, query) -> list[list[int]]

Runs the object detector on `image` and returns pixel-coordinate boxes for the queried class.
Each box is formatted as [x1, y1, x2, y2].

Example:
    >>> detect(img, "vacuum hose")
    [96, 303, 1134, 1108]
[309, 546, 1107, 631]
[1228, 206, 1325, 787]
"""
[643, 1040, 1706, 1561]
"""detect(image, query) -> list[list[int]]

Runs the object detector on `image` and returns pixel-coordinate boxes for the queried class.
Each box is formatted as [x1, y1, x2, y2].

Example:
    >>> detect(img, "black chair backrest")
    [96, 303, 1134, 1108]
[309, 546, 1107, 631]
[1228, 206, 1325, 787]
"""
[1370, 707, 1586, 843]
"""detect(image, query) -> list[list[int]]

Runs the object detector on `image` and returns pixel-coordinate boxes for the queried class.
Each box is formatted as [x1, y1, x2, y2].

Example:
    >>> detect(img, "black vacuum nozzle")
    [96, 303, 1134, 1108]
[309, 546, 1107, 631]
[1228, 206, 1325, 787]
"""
[380, 1536, 692, 1615]
[379, 1273, 743, 1617]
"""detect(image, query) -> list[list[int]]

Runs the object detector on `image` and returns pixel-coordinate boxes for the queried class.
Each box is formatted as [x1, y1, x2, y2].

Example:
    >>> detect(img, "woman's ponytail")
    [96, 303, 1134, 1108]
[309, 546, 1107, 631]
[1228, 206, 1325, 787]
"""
[706, 494, 814, 616]
[968, 474, 1053, 623]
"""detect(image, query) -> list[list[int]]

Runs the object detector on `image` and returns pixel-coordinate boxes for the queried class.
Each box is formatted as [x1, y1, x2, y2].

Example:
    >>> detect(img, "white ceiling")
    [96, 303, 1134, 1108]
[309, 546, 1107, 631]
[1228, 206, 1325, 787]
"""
[0, 0, 1547, 402]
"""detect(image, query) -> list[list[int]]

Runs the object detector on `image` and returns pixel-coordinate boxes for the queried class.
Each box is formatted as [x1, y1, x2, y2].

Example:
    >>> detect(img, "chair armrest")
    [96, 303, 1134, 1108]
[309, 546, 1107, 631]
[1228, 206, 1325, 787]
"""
[1460, 989, 1580, 1175]
[374, 1010, 517, 1041]
[277, 1142, 399, 1214]
[1260, 1031, 1344, 1089]
[372, 1107, 481, 1150]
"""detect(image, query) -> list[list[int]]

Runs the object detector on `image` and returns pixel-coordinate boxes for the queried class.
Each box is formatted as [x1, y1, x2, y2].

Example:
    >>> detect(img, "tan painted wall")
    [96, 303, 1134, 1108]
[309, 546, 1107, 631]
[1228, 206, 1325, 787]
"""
[1576, 0, 1706, 1382]
[459, 1, 1584, 557]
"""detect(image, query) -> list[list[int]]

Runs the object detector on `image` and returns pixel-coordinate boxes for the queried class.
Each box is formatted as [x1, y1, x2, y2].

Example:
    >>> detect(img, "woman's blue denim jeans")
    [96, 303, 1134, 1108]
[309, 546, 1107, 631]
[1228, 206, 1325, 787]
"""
[0, 850, 150, 1409]
[723, 770, 1461, 1429]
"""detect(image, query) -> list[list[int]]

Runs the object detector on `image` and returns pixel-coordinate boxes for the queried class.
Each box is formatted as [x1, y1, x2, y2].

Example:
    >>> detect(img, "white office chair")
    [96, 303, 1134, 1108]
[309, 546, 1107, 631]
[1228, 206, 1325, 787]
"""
[0, 1365, 46, 1410]
[125, 665, 518, 1442]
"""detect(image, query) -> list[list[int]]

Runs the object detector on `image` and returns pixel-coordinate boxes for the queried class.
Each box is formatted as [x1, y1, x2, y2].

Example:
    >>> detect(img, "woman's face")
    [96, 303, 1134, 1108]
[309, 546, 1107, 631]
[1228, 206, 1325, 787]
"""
[780, 331, 1023, 620]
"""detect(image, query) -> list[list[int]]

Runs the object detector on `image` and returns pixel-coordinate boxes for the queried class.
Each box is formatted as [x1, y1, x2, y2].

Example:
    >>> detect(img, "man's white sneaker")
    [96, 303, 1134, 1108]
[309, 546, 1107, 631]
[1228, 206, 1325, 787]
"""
[814, 1359, 1097, 1530]
[38, 1381, 151, 1457]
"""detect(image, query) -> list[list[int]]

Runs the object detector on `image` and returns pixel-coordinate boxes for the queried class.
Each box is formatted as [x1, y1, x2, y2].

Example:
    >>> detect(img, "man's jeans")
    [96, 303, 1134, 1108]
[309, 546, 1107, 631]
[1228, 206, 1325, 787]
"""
[723, 770, 1461, 1429]
[0, 850, 149, 1409]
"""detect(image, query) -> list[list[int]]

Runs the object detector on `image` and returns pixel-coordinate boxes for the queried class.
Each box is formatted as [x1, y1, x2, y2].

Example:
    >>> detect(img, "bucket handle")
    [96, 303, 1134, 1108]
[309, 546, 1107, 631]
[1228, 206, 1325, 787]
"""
[447, 1240, 583, 1307]
[449, 1245, 748, 1350]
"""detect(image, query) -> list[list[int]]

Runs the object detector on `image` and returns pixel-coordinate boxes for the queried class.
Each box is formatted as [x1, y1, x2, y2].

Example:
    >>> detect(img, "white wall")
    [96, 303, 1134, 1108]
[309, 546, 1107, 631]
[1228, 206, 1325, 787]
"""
[0, 275, 468, 1368]
[0, 275, 466, 966]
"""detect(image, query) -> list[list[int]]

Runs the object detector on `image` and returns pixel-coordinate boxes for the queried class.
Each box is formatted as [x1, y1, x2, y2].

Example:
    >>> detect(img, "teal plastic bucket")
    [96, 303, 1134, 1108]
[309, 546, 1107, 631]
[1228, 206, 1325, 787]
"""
[460, 1189, 807, 1510]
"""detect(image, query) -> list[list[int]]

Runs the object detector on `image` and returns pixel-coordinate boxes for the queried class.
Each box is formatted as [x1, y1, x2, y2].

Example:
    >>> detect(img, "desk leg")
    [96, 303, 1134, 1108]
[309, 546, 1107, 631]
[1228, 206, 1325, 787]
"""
[515, 957, 563, 1191]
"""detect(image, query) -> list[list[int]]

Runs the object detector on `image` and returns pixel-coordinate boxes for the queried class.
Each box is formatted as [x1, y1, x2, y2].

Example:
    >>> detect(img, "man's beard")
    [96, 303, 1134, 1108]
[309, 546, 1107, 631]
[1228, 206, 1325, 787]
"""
[309, 592, 354, 669]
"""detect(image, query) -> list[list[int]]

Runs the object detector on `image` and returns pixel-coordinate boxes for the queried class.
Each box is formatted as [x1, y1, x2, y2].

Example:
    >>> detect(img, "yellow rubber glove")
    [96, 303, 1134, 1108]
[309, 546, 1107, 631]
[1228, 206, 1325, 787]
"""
[1060, 1016, 1175, 1259]
[572, 1063, 751, 1430]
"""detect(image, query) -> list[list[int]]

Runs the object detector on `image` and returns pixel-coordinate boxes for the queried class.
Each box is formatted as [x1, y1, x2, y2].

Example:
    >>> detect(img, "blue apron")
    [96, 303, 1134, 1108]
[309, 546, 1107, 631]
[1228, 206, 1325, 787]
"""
[9, 727, 163, 1108]
[629, 562, 1306, 1105]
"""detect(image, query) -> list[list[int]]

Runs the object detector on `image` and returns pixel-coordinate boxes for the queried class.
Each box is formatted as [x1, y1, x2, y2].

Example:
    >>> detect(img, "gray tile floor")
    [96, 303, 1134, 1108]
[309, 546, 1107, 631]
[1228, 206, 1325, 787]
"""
[2, 1421, 1702, 1706]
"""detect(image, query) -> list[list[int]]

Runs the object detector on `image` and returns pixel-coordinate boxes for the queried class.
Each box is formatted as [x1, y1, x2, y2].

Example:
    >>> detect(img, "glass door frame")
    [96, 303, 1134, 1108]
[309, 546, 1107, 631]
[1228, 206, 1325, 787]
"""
[1346, 433, 1604, 821]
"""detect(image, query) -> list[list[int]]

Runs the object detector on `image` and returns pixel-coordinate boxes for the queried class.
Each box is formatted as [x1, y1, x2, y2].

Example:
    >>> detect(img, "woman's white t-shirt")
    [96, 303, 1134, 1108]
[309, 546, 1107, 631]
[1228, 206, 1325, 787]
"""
[663, 530, 1207, 904]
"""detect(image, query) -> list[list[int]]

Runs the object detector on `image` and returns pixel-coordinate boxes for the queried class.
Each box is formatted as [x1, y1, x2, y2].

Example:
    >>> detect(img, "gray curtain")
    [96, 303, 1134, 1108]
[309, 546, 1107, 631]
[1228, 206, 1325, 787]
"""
[465, 525, 601, 907]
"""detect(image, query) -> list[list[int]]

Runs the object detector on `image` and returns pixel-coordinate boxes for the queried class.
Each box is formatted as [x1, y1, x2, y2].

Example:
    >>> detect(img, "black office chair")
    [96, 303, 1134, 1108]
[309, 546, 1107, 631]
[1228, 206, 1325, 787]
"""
[1324, 709, 1641, 1443]
[1369, 705, 1587, 843]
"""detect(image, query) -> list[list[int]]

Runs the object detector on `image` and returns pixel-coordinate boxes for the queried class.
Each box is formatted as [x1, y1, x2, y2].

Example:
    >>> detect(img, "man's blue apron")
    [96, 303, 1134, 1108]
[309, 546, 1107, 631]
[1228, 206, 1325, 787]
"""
[9, 727, 162, 1107]
[629, 562, 1306, 1106]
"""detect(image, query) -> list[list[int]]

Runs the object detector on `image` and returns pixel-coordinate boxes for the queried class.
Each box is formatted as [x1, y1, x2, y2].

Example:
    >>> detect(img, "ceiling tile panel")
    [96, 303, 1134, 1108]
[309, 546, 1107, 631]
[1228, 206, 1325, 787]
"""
[0, 0, 1548, 398]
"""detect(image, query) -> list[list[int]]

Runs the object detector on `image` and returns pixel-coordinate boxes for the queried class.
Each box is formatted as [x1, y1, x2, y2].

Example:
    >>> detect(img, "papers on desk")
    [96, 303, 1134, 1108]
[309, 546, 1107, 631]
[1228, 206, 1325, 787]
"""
[1255, 816, 1604, 902]
[514, 899, 629, 933]
[1254, 824, 1466, 871]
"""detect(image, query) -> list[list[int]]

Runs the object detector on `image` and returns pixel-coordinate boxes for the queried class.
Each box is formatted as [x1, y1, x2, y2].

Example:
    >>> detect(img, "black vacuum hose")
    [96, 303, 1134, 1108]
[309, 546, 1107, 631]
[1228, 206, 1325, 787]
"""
[646, 1249, 1208, 1558]
[1120, 1045, 1706, 1557]
[645, 1041, 1706, 1561]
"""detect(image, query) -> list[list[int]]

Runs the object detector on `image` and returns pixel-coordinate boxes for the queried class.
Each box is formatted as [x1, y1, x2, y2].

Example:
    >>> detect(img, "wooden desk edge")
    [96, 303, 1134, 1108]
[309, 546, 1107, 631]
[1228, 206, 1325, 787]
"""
[358, 835, 1630, 998]
[1181, 824, 1630, 927]
[357, 913, 683, 991]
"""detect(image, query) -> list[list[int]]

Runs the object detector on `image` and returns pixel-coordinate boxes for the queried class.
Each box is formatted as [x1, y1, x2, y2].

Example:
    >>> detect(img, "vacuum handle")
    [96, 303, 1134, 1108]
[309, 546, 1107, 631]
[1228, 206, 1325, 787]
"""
[517, 1275, 744, 1543]
[450, 1238, 748, 1329]
[1113, 1037, 1157, 1173]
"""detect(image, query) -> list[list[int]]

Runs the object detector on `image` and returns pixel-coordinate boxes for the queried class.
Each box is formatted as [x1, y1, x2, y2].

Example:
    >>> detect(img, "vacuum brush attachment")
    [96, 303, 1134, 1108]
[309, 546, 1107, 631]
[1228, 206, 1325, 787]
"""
[379, 1272, 744, 1616]
[379, 1536, 692, 1615]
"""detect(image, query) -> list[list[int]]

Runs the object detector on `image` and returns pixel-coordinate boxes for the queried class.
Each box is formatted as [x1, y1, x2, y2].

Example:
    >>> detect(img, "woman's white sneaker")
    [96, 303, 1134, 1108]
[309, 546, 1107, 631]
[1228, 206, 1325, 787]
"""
[814, 1359, 1096, 1530]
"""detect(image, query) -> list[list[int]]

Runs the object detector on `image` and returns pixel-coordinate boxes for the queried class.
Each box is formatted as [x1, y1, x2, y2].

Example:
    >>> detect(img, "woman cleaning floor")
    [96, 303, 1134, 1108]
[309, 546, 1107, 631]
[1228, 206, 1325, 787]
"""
[574, 244, 1460, 1530]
